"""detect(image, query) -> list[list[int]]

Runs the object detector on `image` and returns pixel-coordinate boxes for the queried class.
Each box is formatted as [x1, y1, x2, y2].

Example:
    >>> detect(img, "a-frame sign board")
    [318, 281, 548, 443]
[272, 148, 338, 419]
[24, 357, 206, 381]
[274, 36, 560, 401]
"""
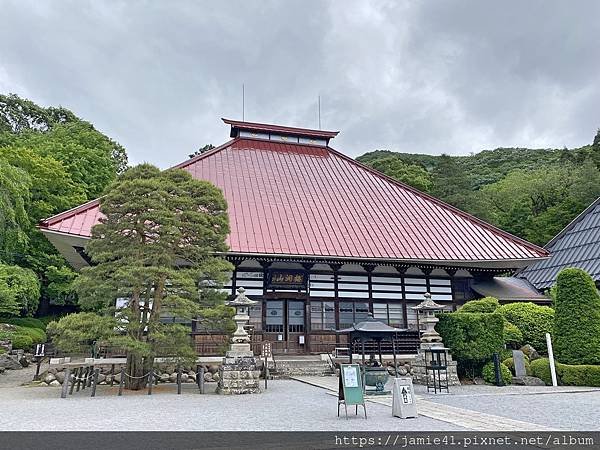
[338, 364, 367, 419]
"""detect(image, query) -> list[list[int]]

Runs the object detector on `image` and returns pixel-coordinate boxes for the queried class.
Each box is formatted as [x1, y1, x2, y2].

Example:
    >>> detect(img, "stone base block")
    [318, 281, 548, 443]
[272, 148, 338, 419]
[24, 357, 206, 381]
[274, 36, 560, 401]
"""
[217, 354, 261, 395]
[412, 351, 461, 386]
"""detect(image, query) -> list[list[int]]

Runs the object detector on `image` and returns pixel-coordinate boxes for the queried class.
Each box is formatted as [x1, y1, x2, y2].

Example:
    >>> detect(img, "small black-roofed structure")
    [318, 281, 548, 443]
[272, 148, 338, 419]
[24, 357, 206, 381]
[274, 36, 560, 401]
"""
[337, 315, 420, 373]
[519, 197, 600, 291]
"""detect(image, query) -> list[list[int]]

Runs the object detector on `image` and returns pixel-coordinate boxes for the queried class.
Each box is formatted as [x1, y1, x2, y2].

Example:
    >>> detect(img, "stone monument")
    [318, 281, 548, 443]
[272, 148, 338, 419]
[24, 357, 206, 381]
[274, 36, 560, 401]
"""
[410, 293, 460, 386]
[217, 287, 261, 394]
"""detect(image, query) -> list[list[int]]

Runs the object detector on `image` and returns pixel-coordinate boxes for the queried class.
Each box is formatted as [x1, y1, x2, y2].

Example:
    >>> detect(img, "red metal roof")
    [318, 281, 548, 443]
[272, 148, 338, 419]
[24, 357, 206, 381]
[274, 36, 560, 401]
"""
[40, 134, 548, 263]
[222, 118, 339, 139]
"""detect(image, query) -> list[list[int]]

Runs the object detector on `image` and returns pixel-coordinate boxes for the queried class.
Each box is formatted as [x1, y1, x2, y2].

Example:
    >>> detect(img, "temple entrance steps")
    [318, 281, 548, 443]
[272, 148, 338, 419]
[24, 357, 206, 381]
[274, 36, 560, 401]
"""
[269, 355, 335, 378]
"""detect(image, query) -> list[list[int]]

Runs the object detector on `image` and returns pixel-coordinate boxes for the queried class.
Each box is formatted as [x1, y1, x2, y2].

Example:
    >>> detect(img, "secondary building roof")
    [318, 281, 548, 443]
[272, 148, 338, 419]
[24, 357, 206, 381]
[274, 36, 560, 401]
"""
[471, 277, 549, 303]
[39, 119, 548, 269]
[518, 198, 600, 290]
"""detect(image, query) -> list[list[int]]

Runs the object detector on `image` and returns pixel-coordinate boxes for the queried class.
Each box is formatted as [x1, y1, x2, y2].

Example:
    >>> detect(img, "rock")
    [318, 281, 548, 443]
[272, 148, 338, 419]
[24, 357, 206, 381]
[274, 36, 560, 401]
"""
[212, 373, 220, 382]
[513, 376, 546, 386]
[159, 374, 170, 383]
[398, 366, 408, 376]
[520, 345, 540, 361]
[48, 367, 57, 375]
[97, 374, 106, 383]
[169, 373, 178, 383]
[208, 365, 219, 374]
[18, 356, 29, 368]
[55, 372, 66, 384]
[49, 380, 61, 387]
[44, 373, 56, 384]
[180, 373, 189, 382]
[204, 372, 213, 382]
[0, 354, 23, 370]
[185, 377, 195, 383]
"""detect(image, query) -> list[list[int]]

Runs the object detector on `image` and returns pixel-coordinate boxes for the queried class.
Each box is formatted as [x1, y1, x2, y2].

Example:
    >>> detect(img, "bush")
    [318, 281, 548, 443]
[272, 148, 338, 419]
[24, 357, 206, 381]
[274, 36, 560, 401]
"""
[530, 358, 554, 385]
[553, 268, 600, 365]
[503, 356, 531, 376]
[558, 364, 600, 387]
[503, 320, 523, 348]
[459, 297, 500, 313]
[436, 312, 504, 378]
[1, 317, 46, 330]
[10, 333, 33, 350]
[482, 361, 512, 385]
[16, 326, 46, 345]
[531, 357, 600, 387]
[496, 302, 554, 352]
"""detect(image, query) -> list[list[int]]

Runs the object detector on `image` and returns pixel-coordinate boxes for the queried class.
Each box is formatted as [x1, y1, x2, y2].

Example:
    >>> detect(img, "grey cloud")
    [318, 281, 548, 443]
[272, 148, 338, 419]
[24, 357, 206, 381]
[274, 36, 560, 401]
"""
[0, 0, 598, 167]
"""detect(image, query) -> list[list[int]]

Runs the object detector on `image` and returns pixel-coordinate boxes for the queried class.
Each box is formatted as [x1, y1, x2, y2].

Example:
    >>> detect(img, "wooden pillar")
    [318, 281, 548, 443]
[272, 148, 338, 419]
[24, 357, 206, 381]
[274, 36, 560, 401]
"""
[377, 339, 383, 365]
[91, 368, 99, 397]
[118, 367, 125, 396]
[177, 365, 182, 395]
[69, 368, 78, 395]
[395, 266, 408, 328]
[362, 264, 375, 314]
[392, 337, 398, 377]
[61, 368, 71, 399]
[147, 370, 154, 395]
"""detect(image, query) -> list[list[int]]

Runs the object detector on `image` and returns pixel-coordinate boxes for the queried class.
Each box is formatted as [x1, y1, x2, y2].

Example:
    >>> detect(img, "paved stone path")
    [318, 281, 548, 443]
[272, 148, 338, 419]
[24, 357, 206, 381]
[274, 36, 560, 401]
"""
[290, 376, 556, 431]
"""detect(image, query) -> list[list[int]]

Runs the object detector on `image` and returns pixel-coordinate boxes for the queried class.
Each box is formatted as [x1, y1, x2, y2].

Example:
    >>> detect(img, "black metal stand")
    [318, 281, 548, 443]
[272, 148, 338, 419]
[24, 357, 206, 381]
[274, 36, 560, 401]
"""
[425, 348, 449, 394]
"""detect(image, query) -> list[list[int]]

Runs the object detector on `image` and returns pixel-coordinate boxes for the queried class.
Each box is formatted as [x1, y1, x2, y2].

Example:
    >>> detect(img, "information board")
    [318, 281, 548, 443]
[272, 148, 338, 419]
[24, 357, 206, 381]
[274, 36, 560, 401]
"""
[338, 364, 365, 406]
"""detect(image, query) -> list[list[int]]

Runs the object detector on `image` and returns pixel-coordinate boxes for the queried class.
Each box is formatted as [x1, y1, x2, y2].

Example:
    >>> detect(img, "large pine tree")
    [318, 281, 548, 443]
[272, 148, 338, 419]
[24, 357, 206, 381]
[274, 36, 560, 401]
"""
[74, 164, 233, 389]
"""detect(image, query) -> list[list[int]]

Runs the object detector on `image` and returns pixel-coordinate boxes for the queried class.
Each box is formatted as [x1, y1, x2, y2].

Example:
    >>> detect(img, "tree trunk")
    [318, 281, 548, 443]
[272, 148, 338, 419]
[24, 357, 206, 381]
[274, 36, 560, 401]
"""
[125, 353, 148, 390]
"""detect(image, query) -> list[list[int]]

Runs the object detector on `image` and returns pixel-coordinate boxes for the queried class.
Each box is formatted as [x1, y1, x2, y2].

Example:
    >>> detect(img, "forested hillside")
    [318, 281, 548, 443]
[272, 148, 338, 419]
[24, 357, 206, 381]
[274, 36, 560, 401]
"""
[358, 133, 600, 247]
[0, 94, 127, 317]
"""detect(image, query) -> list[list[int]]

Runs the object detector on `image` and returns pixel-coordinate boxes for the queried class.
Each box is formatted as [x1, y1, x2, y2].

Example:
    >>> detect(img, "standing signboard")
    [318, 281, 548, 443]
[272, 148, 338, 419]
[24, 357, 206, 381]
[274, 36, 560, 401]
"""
[338, 364, 367, 419]
[392, 377, 417, 418]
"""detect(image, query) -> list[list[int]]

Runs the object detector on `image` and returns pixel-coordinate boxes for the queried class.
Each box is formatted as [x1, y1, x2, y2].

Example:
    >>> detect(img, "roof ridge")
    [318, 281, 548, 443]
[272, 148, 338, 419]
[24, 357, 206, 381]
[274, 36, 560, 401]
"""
[324, 145, 549, 258]
[172, 138, 236, 170]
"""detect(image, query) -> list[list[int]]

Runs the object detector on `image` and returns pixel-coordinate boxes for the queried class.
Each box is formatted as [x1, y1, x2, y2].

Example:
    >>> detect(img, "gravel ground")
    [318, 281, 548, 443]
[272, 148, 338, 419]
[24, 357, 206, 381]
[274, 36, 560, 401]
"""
[425, 389, 600, 430]
[0, 380, 467, 431]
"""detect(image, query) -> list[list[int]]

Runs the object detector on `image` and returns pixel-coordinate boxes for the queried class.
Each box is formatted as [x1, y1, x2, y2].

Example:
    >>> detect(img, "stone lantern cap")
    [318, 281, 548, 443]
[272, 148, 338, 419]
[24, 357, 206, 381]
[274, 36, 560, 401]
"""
[225, 287, 258, 307]
[410, 292, 447, 311]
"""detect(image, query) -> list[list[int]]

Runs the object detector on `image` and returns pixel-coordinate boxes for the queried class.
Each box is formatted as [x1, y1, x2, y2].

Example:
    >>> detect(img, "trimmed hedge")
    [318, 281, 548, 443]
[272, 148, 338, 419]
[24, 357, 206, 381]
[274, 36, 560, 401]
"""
[482, 361, 512, 385]
[496, 302, 554, 352]
[436, 312, 504, 361]
[0, 324, 46, 350]
[530, 358, 600, 387]
[553, 268, 600, 365]
[459, 297, 500, 313]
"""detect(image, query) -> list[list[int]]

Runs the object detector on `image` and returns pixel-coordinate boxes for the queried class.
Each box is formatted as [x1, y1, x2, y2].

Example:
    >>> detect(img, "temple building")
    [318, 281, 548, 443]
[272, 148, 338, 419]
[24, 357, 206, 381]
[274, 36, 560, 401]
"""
[39, 119, 549, 355]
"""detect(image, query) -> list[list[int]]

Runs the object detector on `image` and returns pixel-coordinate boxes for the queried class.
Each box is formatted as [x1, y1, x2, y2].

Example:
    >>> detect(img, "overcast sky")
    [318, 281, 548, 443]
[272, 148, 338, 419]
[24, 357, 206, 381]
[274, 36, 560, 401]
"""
[1, 1, 599, 167]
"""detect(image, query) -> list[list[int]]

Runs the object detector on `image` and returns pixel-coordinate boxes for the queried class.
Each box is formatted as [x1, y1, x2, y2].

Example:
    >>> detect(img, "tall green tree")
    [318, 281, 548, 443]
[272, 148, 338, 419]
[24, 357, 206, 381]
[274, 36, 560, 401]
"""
[0, 263, 41, 316]
[74, 164, 232, 389]
[591, 129, 600, 171]
[0, 158, 30, 263]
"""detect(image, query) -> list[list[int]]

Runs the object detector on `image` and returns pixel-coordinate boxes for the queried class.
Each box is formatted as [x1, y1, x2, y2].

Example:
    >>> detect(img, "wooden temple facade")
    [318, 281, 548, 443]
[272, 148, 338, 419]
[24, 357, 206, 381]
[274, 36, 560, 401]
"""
[39, 119, 549, 356]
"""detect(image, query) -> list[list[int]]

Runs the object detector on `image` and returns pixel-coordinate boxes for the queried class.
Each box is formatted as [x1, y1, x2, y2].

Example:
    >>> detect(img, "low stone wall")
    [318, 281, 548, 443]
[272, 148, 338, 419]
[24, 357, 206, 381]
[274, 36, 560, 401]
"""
[37, 363, 224, 387]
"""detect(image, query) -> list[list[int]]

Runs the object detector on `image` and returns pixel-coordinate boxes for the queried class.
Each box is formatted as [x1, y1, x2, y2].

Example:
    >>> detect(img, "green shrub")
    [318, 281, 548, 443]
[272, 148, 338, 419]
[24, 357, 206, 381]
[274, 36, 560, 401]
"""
[1, 317, 46, 330]
[436, 312, 504, 378]
[496, 302, 554, 352]
[502, 356, 531, 376]
[558, 364, 600, 387]
[530, 358, 554, 385]
[459, 297, 500, 313]
[16, 326, 46, 344]
[503, 320, 523, 348]
[482, 361, 512, 385]
[553, 268, 600, 365]
[10, 333, 33, 350]
[531, 357, 600, 387]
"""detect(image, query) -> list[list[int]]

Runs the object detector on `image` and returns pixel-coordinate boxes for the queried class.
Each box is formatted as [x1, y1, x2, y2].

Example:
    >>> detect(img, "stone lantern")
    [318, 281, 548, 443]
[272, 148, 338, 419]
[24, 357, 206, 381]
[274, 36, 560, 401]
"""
[217, 287, 261, 394]
[410, 292, 446, 349]
[410, 292, 460, 387]
[226, 287, 257, 354]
